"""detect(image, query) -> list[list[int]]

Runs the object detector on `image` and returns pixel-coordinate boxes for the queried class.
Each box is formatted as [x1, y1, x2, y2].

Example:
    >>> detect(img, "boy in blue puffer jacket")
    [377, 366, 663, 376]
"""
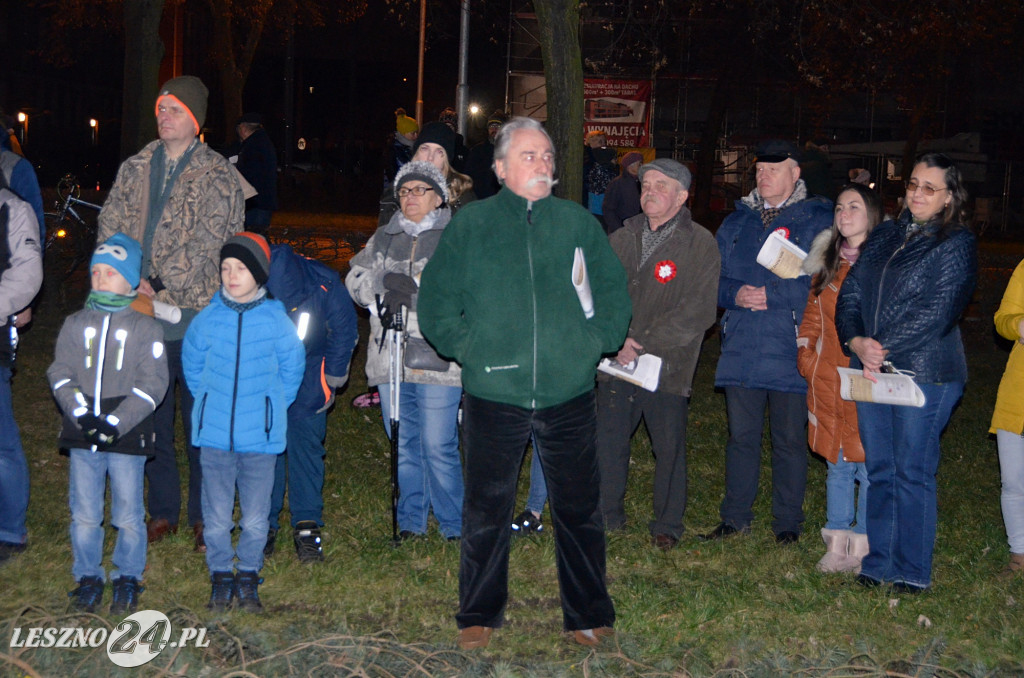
[264, 243, 358, 563]
[183, 232, 304, 612]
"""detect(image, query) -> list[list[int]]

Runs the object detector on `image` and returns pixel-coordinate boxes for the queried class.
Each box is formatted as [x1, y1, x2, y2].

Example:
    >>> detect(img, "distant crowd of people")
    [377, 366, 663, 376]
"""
[1, 75, 1021, 656]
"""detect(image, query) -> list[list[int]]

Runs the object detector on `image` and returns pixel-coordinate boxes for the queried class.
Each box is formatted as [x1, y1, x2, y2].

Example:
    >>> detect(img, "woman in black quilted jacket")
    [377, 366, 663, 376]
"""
[835, 152, 977, 593]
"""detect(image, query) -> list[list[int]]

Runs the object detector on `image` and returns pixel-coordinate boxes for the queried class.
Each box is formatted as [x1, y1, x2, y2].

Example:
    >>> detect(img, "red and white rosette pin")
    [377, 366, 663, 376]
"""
[654, 260, 677, 284]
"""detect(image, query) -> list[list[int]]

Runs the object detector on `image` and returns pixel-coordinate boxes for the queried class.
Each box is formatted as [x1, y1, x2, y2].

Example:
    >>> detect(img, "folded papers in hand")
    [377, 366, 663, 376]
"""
[837, 367, 926, 407]
[756, 230, 808, 279]
[598, 354, 662, 392]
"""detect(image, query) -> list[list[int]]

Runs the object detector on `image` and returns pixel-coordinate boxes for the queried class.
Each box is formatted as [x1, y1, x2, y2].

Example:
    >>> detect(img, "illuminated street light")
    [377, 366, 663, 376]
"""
[89, 118, 98, 146]
[469, 104, 480, 115]
[17, 112, 27, 146]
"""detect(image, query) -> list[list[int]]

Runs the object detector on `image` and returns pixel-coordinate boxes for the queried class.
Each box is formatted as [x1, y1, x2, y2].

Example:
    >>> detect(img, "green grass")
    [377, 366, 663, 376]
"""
[2, 247, 1023, 676]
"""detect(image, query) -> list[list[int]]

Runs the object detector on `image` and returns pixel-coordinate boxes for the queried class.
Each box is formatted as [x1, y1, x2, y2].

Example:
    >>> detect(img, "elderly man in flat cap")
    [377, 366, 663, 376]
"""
[98, 76, 244, 553]
[702, 139, 833, 545]
[596, 158, 719, 551]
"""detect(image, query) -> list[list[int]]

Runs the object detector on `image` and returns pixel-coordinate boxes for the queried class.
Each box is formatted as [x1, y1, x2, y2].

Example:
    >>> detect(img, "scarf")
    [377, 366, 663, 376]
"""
[840, 241, 861, 265]
[143, 139, 199, 278]
[220, 286, 268, 313]
[640, 219, 677, 268]
[397, 209, 442, 238]
[85, 290, 137, 313]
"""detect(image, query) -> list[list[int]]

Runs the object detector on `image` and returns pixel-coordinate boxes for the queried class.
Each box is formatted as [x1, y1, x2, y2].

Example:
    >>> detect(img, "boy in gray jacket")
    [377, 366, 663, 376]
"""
[48, 233, 168, 614]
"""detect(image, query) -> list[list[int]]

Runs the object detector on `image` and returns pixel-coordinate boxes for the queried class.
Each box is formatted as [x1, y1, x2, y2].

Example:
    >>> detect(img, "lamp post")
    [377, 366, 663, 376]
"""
[16, 112, 27, 147]
[89, 118, 98, 146]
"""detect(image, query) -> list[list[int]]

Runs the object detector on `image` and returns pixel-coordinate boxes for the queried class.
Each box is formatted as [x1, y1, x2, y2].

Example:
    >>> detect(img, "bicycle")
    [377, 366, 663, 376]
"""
[44, 174, 101, 288]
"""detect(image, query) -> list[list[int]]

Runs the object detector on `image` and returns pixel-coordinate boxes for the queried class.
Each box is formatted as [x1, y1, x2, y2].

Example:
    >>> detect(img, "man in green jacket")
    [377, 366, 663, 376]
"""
[419, 117, 631, 650]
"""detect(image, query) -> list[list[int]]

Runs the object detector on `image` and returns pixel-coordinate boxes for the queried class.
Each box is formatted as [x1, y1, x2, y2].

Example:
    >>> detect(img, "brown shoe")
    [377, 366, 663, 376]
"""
[193, 522, 206, 553]
[457, 625, 492, 650]
[572, 627, 615, 646]
[146, 518, 178, 544]
[652, 533, 679, 551]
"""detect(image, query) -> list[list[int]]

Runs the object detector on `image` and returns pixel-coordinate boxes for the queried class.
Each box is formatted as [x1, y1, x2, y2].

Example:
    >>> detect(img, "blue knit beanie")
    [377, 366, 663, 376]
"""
[91, 233, 143, 289]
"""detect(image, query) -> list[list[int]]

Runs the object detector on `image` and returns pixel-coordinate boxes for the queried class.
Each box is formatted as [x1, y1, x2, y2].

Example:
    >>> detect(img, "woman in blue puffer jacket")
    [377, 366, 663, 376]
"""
[836, 152, 977, 593]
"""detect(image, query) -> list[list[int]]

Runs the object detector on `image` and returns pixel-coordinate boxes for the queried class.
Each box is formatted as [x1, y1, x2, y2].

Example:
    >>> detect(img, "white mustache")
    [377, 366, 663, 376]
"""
[526, 175, 557, 190]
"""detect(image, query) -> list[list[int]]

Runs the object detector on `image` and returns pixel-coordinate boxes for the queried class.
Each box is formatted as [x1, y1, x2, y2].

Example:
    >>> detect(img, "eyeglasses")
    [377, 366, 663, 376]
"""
[905, 180, 948, 197]
[397, 186, 434, 198]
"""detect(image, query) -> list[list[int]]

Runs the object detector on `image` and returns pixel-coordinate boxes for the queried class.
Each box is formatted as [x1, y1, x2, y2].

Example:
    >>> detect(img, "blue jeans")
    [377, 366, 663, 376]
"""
[825, 452, 869, 534]
[200, 447, 277, 574]
[856, 381, 963, 589]
[270, 413, 328, 529]
[0, 365, 29, 544]
[69, 449, 147, 581]
[379, 382, 463, 538]
[457, 391, 614, 632]
[524, 446, 548, 516]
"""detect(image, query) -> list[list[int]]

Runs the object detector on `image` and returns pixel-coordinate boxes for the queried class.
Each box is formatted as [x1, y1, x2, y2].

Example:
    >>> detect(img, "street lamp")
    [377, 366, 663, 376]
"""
[89, 118, 98, 146]
[17, 112, 26, 146]
[469, 104, 480, 115]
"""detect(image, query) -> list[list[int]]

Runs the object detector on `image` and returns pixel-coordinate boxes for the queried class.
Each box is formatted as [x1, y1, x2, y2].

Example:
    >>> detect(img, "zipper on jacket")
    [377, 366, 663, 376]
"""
[229, 312, 243, 451]
[265, 396, 272, 440]
[872, 230, 913, 335]
[92, 315, 111, 416]
[526, 204, 538, 408]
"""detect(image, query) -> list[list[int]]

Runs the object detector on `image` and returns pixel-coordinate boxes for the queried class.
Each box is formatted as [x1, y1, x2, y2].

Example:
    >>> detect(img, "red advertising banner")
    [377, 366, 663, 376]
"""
[583, 79, 652, 147]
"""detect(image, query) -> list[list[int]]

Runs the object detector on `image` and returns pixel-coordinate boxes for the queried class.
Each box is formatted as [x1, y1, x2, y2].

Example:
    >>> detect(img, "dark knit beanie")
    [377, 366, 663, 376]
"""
[155, 76, 209, 134]
[413, 122, 456, 163]
[221, 232, 271, 286]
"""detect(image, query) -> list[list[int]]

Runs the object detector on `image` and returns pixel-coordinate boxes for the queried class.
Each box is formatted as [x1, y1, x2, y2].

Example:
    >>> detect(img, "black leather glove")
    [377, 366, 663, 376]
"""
[382, 272, 418, 312]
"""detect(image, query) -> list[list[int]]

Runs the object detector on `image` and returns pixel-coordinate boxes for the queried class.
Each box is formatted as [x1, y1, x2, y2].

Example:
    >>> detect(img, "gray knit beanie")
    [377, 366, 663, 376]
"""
[394, 160, 450, 204]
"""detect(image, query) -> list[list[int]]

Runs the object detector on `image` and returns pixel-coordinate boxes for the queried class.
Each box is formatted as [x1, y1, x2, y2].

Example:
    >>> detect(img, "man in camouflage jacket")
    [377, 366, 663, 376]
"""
[97, 76, 244, 550]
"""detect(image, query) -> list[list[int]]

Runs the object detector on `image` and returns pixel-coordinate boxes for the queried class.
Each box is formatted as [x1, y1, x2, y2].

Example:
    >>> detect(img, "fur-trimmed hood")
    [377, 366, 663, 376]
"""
[802, 228, 834, 277]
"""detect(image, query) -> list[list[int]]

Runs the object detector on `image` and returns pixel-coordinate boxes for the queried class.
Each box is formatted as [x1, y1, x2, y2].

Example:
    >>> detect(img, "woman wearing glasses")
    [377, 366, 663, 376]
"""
[354, 120, 479, 410]
[346, 161, 464, 542]
[835, 152, 977, 592]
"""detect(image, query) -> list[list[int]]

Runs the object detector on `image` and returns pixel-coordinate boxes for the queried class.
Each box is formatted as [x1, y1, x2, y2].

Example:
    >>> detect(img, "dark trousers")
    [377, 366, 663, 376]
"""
[269, 412, 328, 530]
[146, 339, 201, 526]
[457, 391, 615, 632]
[596, 380, 690, 538]
[720, 387, 807, 535]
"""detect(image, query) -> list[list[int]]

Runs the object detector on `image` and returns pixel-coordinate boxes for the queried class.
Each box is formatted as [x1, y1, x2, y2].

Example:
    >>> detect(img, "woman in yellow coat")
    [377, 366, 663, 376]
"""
[990, 261, 1024, 576]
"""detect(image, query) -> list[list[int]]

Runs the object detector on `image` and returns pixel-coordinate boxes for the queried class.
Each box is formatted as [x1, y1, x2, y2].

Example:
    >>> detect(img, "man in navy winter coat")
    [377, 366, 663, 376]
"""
[702, 140, 833, 545]
[265, 243, 358, 562]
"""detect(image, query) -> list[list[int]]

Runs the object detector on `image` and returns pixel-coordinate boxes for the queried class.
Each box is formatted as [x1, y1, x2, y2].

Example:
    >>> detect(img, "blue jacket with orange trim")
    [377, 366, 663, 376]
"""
[267, 244, 358, 418]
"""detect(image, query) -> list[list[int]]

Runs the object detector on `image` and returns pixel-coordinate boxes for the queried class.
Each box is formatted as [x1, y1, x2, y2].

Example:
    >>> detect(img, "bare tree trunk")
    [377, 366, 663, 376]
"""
[533, 0, 583, 202]
[206, 0, 273, 141]
[120, 0, 165, 159]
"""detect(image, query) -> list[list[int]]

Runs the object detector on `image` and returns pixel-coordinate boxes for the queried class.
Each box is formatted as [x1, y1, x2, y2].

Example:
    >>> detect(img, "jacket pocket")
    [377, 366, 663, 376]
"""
[196, 393, 208, 434]
[264, 396, 273, 440]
